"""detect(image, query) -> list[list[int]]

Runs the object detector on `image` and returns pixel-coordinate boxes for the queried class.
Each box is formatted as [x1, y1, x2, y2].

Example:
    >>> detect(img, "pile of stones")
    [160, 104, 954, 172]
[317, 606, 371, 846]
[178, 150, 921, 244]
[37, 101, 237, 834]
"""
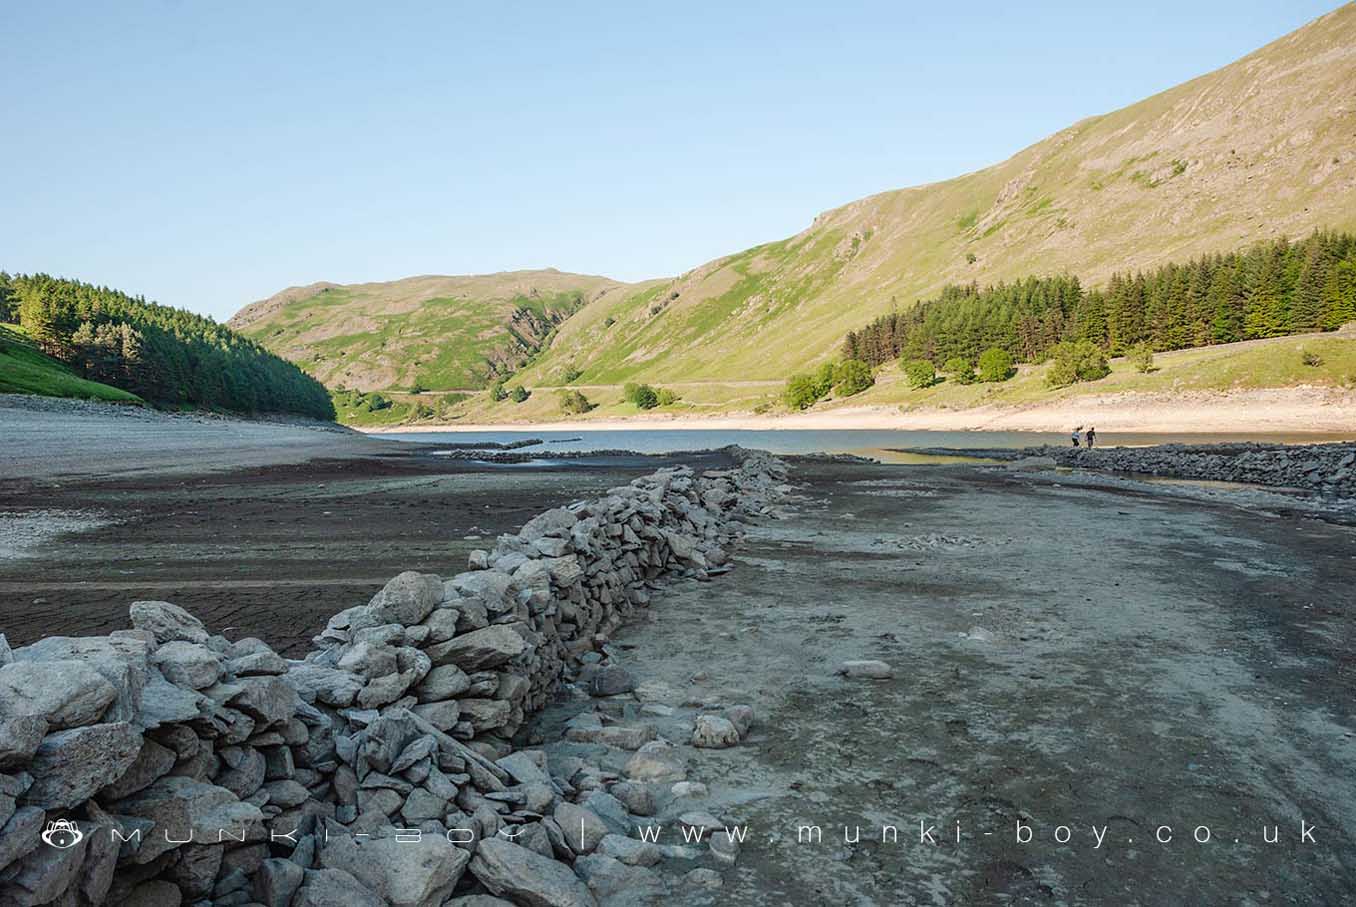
[1044, 442, 1356, 495]
[0, 449, 787, 906]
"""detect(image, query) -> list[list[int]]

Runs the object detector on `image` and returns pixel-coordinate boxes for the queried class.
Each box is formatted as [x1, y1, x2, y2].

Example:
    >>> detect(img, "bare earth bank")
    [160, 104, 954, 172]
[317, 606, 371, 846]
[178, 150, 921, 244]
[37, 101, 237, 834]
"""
[0, 393, 405, 481]
[376, 387, 1356, 435]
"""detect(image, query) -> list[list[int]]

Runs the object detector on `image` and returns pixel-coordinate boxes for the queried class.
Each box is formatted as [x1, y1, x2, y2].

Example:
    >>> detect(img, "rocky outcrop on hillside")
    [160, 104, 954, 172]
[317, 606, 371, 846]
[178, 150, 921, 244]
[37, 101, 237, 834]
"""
[0, 450, 787, 906]
[1046, 442, 1356, 495]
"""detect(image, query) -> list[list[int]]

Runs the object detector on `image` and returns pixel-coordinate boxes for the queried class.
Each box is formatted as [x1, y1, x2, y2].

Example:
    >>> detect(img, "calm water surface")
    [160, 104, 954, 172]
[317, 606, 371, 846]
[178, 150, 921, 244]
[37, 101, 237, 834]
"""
[381, 429, 1356, 463]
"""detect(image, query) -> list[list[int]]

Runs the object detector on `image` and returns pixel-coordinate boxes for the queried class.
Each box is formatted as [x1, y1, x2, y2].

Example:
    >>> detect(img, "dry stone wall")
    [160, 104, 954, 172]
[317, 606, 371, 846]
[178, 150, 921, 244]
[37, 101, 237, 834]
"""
[1044, 442, 1356, 494]
[0, 450, 787, 906]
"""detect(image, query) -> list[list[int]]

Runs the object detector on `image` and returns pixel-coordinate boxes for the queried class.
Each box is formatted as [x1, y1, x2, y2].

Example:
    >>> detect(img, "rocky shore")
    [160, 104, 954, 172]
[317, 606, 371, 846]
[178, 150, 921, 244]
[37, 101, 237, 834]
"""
[1044, 441, 1356, 495]
[895, 441, 1356, 496]
[0, 450, 787, 906]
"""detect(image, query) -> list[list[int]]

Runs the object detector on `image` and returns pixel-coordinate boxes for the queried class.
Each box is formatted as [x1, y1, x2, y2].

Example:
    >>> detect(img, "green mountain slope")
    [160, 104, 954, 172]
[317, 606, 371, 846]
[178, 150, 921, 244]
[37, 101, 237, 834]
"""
[8, 273, 333, 418]
[229, 271, 648, 393]
[514, 4, 1356, 389]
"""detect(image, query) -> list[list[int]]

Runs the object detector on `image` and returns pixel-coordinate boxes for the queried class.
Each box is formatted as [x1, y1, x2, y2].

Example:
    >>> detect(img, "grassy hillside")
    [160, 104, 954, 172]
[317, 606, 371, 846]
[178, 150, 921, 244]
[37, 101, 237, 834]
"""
[857, 331, 1356, 411]
[230, 271, 648, 393]
[514, 4, 1356, 389]
[0, 325, 143, 403]
[449, 330, 1356, 425]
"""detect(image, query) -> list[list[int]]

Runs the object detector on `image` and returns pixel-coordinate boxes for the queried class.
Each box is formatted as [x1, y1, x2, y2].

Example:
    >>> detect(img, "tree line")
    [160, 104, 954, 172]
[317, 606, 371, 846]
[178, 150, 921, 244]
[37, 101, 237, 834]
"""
[1, 272, 334, 419]
[843, 230, 1356, 368]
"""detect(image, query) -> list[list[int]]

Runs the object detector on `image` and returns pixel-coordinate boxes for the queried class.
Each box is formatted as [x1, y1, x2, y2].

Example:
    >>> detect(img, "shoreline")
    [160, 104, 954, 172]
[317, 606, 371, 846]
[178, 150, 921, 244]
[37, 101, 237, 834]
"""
[365, 387, 1356, 436]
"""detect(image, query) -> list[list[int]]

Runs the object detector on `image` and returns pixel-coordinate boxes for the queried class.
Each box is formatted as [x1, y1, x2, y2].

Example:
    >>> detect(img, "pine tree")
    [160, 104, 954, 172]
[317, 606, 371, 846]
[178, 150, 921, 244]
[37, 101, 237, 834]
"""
[1210, 261, 1244, 343]
[1292, 241, 1328, 332]
[1323, 259, 1356, 329]
[1186, 257, 1213, 346]
[1244, 252, 1287, 339]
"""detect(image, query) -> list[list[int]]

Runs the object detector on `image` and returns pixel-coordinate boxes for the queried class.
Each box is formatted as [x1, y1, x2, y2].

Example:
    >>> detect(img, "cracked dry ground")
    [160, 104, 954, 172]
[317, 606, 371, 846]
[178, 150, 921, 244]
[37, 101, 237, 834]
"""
[560, 459, 1356, 905]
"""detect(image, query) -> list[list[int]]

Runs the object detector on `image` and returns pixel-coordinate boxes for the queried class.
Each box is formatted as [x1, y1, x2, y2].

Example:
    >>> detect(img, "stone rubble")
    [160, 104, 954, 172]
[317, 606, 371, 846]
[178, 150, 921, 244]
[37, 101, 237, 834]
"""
[0, 449, 787, 906]
[1042, 442, 1356, 495]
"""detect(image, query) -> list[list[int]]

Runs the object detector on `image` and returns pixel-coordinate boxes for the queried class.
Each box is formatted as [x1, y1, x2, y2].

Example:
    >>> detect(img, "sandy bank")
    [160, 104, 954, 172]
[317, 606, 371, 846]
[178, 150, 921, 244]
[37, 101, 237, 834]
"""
[0, 394, 409, 481]
[368, 387, 1356, 435]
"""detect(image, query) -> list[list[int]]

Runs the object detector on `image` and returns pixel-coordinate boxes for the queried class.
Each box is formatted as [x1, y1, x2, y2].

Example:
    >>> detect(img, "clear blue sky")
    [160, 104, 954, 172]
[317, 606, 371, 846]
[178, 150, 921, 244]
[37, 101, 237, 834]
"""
[2, 1, 1342, 321]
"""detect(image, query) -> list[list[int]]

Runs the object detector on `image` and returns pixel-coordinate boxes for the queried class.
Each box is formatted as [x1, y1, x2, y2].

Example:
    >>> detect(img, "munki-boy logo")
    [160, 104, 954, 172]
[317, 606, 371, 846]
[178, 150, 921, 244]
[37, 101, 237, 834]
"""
[41, 820, 84, 849]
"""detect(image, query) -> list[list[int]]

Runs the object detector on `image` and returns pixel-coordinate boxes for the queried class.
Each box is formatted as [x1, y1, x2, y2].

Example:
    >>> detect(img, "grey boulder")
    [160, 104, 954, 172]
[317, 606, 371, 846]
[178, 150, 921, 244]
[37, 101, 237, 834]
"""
[293, 868, 384, 907]
[150, 641, 222, 690]
[368, 571, 443, 626]
[469, 838, 597, 907]
[129, 600, 209, 645]
[0, 660, 117, 731]
[322, 832, 469, 907]
[691, 715, 740, 749]
[0, 715, 48, 769]
[588, 666, 636, 698]
[22, 722, 142, 810]
[428, 625, 526, 671]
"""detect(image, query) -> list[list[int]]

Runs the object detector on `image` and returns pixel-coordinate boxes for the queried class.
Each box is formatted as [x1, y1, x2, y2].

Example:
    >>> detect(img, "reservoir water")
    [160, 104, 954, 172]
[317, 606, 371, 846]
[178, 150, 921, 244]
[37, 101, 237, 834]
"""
[379, 429, 1356, 462]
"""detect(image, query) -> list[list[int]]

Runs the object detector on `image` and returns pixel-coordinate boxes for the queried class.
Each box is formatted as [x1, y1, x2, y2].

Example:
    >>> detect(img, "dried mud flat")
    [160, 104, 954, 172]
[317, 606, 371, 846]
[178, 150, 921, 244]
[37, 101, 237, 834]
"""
[537, 461, 1356, 904]
[0, 444, 728, 654]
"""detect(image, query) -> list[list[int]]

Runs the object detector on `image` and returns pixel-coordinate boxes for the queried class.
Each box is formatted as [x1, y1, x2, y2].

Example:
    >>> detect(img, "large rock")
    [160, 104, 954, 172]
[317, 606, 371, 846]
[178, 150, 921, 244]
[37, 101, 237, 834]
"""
[588, 666, 636, 697]
[519, 508, 577, 541]
[0, 660, 117, 730]
[0, 827, 90, 905]
[459, 698, 511, 733]
[254, 857, 304, 907]
[411, 700, 461, 732]
[368, 571, 443, 626]
[594, 725, 655, 750]
[137, 671, 207, 728]
[691, 715, 740, 749]
[293, 868, 384, 907]
[608, 782, 654, 817]
[12, 636, 149, 726]
[469, 838, 597, 907]
[150, 641, 221, 689]
[22, 722, 142, 810]
[355, 647, 431, 709]
[99, 737, 176, 800]
[835, 659, 894, 679]
[553, 802, 609, 854]
[0, 715, 47, 769]
[0, 807, 45, 876]
[427, 625, 526, 671]
[227, 649, 289, 676]
[449, 571, 513, 612]
[596, 833, 661, 866]
[129, 600, 209, 644]
[284, 662, 365, 707]
[220, 675, 298, 728]
[322, 830, 470, 907]
[167, 843, 223, 899]
[573, 853, 664, 900]
[415, 664, 472, 702]
[111, 776, 264, 863]
[496, 751, 552, 786]
[623, 742, 685, 782]
[74, 817, 120, 904]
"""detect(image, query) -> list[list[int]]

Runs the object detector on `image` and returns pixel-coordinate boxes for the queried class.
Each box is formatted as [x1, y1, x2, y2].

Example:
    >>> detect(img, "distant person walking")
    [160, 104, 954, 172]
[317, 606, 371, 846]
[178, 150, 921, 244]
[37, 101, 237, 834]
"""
[1071, 426, 1082, 448]
[1086, 426, 1096, 449]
